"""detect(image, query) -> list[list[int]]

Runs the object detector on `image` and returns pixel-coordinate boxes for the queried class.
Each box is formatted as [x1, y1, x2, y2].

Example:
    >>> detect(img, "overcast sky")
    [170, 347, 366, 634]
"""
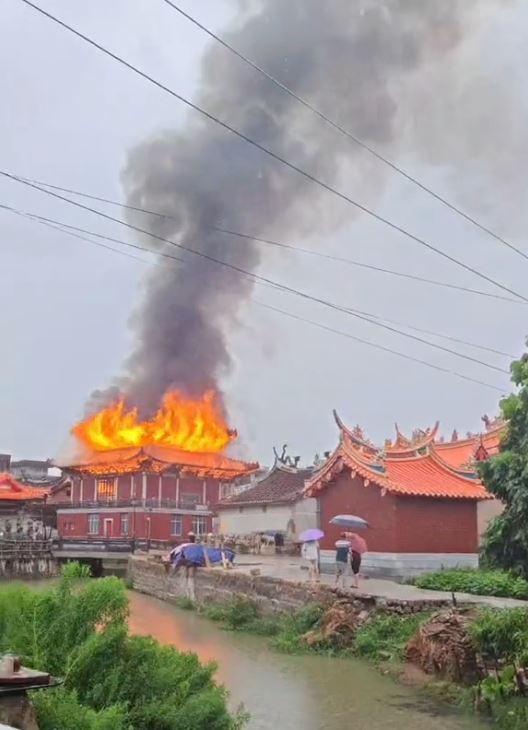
[2, 0, 528, 466]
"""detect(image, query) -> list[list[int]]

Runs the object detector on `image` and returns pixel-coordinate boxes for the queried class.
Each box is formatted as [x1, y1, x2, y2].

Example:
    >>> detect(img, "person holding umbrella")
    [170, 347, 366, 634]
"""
[346, 531, 367, 589]
[330, 515, 369, 590]
[299, 528, 324, 583]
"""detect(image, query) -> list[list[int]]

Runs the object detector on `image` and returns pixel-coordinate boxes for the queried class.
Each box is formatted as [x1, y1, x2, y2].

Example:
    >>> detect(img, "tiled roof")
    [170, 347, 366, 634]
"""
[219, 464, 314, 506]
[57, 445, 258, 480]
[0, 473, 46, 501]
[434, 425, 503, 469]
[305, 433, 491, 500]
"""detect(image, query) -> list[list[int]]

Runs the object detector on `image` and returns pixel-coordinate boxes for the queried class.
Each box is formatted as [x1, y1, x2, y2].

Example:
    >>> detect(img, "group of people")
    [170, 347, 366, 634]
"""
[301, 531, 367, 589]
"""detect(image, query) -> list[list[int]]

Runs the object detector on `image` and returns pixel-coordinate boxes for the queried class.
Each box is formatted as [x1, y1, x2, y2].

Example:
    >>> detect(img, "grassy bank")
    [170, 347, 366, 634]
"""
[415, 568, 528, 600]
[178, 596, 426, 662]
[177, 595, 528, 728]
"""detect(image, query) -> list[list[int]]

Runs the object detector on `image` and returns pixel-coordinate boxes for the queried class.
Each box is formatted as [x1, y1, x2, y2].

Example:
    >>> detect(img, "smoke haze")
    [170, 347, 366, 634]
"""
[94, 0, 514, 417]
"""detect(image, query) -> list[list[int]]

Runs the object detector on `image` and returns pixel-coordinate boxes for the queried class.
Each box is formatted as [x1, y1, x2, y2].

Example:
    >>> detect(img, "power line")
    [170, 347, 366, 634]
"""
[162, 0, 528, 264]
[0, 180, 510, 375]
[2, 202, 505, 393]
[15, 0, 528, 304]
[12, 173, 523, 306]
[256, 303, 505, 394]
[1, 200, 512, 359]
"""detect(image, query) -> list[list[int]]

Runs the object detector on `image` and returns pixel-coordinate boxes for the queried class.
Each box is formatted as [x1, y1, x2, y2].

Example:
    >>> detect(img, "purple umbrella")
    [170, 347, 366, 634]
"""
[299, 528, 324, 542]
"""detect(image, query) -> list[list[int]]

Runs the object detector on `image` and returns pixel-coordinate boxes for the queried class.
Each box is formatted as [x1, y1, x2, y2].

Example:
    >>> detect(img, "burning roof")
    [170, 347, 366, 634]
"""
[58, 444, 258, 480]
[72, 389, 235, 454]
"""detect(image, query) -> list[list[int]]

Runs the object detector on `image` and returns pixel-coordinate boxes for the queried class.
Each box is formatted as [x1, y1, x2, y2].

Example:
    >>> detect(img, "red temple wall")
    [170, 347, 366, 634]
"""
[317, 470, 479, 554]
[395, 498, 478, 553]
[58, 509, 212, 541]
[318, 471, 398, 552]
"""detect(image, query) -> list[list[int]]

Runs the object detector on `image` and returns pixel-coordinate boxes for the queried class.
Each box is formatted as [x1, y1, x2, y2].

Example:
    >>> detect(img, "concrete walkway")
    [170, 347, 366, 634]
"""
[235, 554, 528, 609]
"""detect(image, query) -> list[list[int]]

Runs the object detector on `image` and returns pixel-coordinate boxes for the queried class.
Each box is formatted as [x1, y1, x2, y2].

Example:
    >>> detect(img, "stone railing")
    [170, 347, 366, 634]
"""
[129, 555, 451, 616]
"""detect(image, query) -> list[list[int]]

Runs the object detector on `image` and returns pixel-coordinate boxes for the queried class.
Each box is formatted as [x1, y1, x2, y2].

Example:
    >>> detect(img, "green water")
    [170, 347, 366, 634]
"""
[128, 591, 486, 730]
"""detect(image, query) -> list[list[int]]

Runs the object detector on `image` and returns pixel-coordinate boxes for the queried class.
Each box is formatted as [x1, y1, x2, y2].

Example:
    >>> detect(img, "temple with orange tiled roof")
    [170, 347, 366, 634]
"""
[50, 445, 258, 545]
[0, 472, 47, 538]
[305, 412, 502, 578]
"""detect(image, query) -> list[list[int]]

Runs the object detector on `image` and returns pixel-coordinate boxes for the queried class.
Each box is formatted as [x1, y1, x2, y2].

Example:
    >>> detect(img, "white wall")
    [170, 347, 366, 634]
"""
[477, 499, 503, 544]
[218, 498, 317, 537]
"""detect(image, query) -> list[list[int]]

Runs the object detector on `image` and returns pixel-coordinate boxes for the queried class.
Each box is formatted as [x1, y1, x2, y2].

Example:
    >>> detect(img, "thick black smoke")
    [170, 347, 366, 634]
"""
[95, 0, 507, 415]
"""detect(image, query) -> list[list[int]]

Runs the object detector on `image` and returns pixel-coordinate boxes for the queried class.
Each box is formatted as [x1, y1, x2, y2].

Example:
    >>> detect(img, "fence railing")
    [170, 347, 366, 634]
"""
[59, 499, 212, 511]
[52, 537, 171, 554]
[0, 539, 53, 559]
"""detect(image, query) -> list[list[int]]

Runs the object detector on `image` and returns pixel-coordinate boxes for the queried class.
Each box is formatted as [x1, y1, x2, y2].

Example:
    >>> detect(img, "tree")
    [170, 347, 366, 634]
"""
[479, 352, 528, 576]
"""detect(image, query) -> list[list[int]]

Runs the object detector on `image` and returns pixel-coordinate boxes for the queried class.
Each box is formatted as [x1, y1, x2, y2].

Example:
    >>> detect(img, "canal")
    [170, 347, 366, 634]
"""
[128, 591, 485, 730]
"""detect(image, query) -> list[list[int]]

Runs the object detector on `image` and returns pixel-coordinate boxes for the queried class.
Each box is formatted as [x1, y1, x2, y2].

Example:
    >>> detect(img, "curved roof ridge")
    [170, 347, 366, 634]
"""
[332, 410, 378, 452]
[389, 421, 440, 452]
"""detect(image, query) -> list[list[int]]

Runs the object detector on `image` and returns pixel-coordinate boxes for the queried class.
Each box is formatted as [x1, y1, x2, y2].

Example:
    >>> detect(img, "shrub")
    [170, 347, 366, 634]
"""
[61, 560, 92, 580]
[415, 568, 528, 600]
[32, 690, 127, 730]
[271, 604, 323, 654]
[353, 613, 425, 662]
[470, 608, 528, 662]
[67, 624, 247, 730]
[0, 575, 245, 729]
[201, 598, 259, 631]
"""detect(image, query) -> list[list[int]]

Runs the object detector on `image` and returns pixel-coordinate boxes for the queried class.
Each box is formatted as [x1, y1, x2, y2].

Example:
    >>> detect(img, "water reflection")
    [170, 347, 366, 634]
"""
[128, 591, 485, 730]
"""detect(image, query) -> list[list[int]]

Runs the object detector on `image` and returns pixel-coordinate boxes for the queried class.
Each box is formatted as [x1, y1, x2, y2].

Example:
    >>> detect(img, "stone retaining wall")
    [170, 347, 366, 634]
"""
[130, 556, 450, 615]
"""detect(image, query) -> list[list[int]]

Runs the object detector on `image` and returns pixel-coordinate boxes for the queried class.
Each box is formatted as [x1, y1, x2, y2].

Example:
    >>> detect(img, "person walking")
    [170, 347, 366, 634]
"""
[301, 539, 320, 583]
[334, 533, 351, 589]
[346, 532, 367, 589]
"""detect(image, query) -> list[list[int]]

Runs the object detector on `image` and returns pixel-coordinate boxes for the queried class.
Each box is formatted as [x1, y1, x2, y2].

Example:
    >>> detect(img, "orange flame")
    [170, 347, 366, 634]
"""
[72, 390, 236, 453]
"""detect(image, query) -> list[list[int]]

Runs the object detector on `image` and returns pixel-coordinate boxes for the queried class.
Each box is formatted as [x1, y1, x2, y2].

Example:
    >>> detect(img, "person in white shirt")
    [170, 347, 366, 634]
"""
[301, 539, 320, 583]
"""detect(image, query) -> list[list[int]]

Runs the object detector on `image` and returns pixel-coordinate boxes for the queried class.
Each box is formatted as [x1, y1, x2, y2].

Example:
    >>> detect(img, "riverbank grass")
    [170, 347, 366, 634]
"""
[415, 568, 528, 600]
[187, 595, 528, 728]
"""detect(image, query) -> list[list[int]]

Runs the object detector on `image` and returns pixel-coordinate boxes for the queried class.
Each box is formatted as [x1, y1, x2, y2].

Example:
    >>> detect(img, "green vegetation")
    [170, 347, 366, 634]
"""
[0, 563, 246, 730]
[191, 596, 528, 728]
[470, 607, 528, 663]
[353, 613, 425, 662]
[478, 350, 528, 577]
[468, 608, 528, 729]
[197, 597, 421, 661]
[415, 568, 528, 599]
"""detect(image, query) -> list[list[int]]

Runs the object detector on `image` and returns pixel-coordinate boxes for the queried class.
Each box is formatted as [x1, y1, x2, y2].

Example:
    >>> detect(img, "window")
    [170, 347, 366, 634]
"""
[170, 514, 182, 536]
[97, 478, 116, 500]
[192, 515, 207, 536]
[180, 492, 200, 509]
[87, 514, 99, 535]
[121, 514, 129, 536]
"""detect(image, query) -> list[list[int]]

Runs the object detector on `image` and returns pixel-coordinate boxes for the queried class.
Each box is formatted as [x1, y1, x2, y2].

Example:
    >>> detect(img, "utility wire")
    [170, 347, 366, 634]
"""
[1, 200, 512, 358]
[162, 0, 528, 264]
[2, 202, 505, 393]
[15, 0, 528, 304]
[0, 178, 510, 375]
[12, 173, 523, 306]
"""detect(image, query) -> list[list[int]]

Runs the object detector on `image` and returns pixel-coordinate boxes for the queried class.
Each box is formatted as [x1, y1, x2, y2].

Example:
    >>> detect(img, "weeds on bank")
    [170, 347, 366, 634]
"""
[415, 568, 528, 600]
[191, 597, 422, 661]
[353, 613, 426, 662]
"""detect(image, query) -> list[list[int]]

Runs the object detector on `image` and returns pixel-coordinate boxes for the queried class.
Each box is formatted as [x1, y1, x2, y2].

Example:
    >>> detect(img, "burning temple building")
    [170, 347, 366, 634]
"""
[51, 391, 258, 545]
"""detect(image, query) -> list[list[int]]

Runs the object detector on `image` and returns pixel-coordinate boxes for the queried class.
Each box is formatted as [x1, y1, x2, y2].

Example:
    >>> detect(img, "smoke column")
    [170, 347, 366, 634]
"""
[96, 0, 511, 416]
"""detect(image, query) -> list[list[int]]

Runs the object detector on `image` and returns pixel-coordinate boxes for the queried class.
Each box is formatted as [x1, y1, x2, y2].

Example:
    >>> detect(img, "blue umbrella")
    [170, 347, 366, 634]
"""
[299, 528, 324, 542]
[330, 514, 369, 529]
